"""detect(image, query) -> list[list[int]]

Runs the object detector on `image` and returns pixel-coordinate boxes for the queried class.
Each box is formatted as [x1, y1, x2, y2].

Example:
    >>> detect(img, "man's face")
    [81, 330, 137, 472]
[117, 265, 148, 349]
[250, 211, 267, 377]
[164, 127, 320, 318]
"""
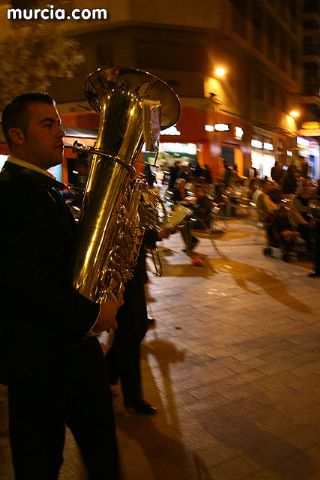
[264, 181, 272, 193]
[195, 186, 205, 198]
[17, 102, 65, 169]
[303, 185, 314, 199]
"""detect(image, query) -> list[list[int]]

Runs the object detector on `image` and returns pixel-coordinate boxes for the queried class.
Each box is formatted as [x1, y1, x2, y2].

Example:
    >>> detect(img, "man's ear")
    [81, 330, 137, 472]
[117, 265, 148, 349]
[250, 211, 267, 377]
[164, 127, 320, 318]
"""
[8, 127, 25, 146]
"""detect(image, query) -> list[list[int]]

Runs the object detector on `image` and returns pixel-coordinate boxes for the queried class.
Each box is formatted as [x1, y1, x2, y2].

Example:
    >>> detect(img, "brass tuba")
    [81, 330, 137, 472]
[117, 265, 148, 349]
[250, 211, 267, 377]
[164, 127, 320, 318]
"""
[72, 66, 180, 303]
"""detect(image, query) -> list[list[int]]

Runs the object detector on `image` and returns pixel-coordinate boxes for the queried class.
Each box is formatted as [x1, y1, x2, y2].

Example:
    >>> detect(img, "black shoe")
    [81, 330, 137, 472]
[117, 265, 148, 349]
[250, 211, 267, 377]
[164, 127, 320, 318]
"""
[263, 247, 273, 257]
[125, 400, 157, 415]
[147, 318, 156, 328]
[308, 272, 320, 278]
[282, 253, 290, 263]
[186, 237, 199, 254]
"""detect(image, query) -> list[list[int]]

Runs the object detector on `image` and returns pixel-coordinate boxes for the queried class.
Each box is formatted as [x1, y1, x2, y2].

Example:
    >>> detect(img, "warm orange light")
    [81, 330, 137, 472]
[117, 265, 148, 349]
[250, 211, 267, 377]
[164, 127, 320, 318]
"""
[290, 110, 300, 118]
[215, 67, 226, 77]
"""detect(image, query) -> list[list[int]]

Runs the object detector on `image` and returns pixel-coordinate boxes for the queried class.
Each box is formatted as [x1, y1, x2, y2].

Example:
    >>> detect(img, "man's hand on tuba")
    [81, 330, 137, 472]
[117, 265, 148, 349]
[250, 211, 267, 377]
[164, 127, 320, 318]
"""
[92, 295, 124, 334]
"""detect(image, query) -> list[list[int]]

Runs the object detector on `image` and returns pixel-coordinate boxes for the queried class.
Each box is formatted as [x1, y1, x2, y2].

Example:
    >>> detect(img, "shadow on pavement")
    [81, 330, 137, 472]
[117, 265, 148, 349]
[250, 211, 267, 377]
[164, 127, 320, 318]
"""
[211, 257, 313, 313]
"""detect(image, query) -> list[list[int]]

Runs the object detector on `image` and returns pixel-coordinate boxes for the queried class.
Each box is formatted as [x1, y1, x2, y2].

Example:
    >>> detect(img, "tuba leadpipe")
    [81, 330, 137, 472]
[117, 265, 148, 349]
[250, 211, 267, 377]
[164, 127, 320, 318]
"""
[72, 66, 180, 303]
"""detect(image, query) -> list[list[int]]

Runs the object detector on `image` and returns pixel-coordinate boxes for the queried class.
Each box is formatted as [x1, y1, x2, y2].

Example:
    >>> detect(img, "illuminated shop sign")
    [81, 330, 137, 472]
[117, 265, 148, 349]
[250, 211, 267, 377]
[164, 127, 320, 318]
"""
[160, 142, 197, 154]
[251, 139, 263, 149]
[263, 143, 273, 151]
[297, 137, 309, 147]
[214, 123, 229, 131]
[251, 140, 274, 150]
[205, 123, 230, 132]
[302, 122, 320, 130]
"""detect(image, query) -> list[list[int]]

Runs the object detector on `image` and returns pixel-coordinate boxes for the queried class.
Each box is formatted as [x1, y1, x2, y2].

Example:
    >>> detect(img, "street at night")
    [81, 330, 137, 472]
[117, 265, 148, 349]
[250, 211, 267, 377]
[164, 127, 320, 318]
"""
[2, 217, 320, 479]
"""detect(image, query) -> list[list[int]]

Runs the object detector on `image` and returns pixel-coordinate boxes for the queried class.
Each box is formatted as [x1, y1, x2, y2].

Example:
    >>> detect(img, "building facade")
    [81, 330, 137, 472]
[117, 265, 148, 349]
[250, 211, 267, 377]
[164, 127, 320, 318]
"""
[1, 0, 309, 180]
[298, 0, 320, 178]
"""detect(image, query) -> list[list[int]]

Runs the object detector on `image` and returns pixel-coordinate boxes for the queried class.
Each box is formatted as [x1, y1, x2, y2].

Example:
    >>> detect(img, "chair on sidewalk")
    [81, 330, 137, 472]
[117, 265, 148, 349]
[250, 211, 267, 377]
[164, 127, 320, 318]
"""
[253, 207, 266, 244]
[147, 246, 163, 277]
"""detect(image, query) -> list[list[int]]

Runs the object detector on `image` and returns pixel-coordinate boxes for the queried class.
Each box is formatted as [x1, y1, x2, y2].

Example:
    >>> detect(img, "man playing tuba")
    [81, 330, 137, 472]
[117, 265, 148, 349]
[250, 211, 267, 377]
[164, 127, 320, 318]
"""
[0, 92, 122, 479]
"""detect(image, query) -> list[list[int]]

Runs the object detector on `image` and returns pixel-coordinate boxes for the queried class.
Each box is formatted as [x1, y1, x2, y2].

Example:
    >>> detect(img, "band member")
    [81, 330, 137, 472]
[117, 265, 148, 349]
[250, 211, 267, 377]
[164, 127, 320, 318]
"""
[106, 227, 170, 414]
[0, 92, 121, 479]
[180, 184, 212, 254]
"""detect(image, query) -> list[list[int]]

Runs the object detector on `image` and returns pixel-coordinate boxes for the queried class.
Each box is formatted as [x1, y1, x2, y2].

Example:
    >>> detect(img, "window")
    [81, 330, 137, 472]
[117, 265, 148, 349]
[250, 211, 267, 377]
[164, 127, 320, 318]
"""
[279, 93, 287, 112]
[255, 78, 264, 101]
[303, 0, 320, 14]
[267, 87, 276, 107]
[267, 18, 276, 62]
[232, 7, 247, 38]
[252, 9, 263, 51]
[304, 37, 320, 56]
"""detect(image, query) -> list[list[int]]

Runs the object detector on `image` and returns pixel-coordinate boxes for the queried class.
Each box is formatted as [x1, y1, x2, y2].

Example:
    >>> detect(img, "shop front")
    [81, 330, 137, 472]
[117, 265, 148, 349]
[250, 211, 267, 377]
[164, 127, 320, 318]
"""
[0, 105, 301, 185]
[250, 127, 297, 179]
[202, 111, 252, 180]
[296, 136, 320, 179]
[58, 104, 254, 184]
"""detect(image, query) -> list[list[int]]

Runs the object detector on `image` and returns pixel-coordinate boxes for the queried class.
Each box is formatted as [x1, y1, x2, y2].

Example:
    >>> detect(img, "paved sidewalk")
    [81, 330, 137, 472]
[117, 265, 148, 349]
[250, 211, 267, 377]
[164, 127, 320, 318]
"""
[1, 218, 320, 479]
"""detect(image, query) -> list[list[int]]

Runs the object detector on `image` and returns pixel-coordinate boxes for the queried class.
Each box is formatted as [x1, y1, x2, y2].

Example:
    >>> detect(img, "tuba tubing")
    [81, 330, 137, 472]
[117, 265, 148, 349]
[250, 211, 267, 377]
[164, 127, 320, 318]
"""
[72, 67, 180, 303]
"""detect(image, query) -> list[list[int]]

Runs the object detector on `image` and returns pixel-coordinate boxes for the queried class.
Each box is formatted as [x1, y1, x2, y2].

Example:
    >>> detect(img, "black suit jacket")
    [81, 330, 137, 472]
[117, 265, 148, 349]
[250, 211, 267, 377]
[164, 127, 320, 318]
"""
[0, 162, 100, 385]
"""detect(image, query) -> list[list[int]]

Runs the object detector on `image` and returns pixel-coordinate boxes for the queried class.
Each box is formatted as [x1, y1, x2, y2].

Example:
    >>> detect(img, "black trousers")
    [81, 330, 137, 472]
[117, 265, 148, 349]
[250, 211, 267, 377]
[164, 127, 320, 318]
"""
[180, 218, 207, 251]
[313, 221, 320, 274]
[297, 223, 313, 254]
[106, 283, 148, 406]
[8, 338, 119, 480]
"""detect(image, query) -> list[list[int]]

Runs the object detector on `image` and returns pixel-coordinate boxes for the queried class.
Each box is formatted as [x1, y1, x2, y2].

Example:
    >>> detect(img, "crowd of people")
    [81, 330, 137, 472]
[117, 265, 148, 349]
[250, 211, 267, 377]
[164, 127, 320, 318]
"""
[253, 176, 320, 275]
[152, 157, 320, 274]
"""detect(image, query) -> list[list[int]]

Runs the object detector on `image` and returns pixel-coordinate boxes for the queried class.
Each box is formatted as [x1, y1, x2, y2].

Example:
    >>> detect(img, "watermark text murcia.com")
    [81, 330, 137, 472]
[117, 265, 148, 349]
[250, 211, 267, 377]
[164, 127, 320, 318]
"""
[7, 5, 108, 21]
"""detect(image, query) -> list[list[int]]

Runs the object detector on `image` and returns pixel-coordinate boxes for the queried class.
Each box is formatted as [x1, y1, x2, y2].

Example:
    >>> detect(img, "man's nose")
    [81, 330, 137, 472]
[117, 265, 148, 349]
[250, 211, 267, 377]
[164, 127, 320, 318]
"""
[57, 124, 65, 137]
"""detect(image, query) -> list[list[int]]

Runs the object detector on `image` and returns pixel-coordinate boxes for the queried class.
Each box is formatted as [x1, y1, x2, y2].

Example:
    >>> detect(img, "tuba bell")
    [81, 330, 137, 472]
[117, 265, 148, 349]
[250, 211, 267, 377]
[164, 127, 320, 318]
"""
[72, 66, 180, 303]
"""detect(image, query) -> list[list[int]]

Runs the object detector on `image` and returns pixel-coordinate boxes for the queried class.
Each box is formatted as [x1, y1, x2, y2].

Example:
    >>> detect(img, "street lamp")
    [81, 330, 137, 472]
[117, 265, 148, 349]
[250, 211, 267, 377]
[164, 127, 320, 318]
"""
[289, 110, 300, 118]
[215, 67, 226, 78]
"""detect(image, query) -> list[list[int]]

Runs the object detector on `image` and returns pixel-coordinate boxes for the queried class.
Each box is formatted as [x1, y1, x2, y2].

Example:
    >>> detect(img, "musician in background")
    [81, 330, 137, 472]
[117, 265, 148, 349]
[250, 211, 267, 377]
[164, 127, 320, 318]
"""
[106, 227, 171, 414]
[0, 93, 121, 479]
[180, 184, 212, 254]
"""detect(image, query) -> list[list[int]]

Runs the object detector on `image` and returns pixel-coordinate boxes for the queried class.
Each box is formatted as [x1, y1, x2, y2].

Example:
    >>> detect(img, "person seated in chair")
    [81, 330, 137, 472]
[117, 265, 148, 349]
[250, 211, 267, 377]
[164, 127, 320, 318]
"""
[289, 180, 316, 258]
[255, 179, 279, 255]
[180, 184, 212, 254]
[273, 203, 300, 262]
[172, 177, 188, 204]
[255, 179, 278, 222]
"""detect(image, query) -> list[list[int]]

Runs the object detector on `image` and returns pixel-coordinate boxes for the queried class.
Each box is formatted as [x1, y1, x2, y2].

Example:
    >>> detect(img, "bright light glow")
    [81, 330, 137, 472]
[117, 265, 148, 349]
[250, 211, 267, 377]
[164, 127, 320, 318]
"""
[161, 125, 181, 136]
[290, 110, 300, 118]
[287, 150, 293, 156]
[215, 67, 226, 77]
[0, 155, 8, 170]
[205, 124, 215, 132]
[235, 127, 244, 140]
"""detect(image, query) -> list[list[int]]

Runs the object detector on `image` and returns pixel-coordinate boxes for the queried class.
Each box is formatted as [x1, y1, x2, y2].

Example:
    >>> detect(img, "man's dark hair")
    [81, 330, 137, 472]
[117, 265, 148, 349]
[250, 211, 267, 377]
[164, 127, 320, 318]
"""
[1, 92, 54, 148]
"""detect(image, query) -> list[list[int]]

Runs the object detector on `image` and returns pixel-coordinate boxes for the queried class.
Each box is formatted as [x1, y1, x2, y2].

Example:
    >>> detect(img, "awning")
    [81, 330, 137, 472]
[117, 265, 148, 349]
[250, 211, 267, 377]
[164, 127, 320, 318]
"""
[298, 129, 320, 137]
[63, 126, 98, 139]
